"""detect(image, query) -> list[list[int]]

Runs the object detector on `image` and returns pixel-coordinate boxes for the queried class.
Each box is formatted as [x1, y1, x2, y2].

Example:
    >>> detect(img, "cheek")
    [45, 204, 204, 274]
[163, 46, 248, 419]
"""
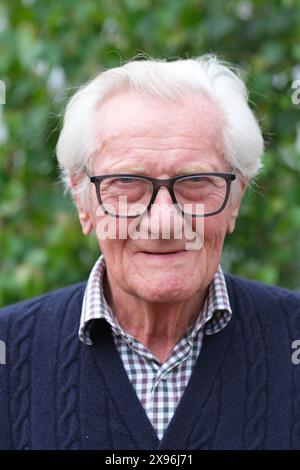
[93, 210, 131, 242]
[93, 212, 130, 263]
[200, 214, 229, 246]
[186, 211, 229, 249]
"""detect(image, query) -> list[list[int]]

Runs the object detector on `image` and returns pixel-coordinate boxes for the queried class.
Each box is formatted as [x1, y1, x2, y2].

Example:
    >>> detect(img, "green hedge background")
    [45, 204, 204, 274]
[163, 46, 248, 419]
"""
[0, 0, 300, 307]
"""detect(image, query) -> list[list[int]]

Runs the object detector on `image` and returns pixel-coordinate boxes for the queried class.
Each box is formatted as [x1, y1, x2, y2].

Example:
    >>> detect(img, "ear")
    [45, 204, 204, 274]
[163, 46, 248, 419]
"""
[70, 175, 94, 236]
[76, 202, 94, 235]
[227, 177, 248, 234]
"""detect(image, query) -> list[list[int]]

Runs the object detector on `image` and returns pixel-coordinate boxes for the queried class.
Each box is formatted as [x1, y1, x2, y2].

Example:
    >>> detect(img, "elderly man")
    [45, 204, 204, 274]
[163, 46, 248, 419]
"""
[0, 55, 300, 451]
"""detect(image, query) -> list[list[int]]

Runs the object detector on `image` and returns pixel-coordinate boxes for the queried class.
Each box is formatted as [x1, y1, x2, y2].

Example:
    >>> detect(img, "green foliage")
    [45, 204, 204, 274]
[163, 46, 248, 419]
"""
[0, 0, 300, 306]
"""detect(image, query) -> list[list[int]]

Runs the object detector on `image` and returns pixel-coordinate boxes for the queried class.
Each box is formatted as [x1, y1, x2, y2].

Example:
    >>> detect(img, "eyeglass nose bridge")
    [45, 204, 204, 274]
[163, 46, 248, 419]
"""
[148, 178, 178, 209]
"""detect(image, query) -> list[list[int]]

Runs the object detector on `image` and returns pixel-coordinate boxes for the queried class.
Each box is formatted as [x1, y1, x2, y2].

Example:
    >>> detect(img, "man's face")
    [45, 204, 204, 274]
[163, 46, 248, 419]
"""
[78, 92, 244, 303]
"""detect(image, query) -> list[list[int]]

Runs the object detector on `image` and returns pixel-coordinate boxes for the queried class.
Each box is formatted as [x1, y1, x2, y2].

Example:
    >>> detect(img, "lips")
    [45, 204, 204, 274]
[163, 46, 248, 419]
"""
[138, 250, 189, 263]
[142, 250, 185, 255]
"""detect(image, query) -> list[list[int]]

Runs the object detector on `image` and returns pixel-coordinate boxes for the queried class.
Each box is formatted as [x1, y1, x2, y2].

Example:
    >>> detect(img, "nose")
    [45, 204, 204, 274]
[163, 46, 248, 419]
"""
[143, 186, 184, 239]
[151, 185, 173, 206]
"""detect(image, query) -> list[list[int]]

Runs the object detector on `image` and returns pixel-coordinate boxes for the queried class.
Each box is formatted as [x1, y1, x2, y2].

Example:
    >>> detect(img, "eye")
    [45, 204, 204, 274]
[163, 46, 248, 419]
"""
[189, 176, 205, 182]
[119, 177, 137, 184]
[108, 177, 138, 185]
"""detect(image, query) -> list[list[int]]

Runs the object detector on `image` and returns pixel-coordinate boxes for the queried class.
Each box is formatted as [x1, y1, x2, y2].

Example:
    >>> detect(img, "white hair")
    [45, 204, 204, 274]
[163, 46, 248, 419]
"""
[56, 54, 264, 206]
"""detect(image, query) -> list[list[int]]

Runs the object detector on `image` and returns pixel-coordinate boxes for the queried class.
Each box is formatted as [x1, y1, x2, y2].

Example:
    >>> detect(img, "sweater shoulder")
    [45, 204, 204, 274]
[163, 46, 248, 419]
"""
[225, 272, 300, 316]
[225, 272, 300, 299]
[0, 281, 87, 325]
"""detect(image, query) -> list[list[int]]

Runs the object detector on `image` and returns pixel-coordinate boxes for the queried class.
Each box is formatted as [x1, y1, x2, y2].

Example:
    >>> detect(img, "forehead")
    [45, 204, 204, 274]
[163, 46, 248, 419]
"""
[92, 91, 225, 173]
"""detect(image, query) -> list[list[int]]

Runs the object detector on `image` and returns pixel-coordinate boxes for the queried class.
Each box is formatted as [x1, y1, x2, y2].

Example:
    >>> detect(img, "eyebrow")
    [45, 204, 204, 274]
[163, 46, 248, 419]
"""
[106, 166, 149, 175]
[105, 165, 219, 176]
[173, 165, 219, 175]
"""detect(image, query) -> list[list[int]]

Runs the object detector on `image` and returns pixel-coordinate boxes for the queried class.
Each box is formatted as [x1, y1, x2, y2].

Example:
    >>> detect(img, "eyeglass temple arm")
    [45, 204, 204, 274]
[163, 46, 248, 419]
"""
[82, 166, 91, 178]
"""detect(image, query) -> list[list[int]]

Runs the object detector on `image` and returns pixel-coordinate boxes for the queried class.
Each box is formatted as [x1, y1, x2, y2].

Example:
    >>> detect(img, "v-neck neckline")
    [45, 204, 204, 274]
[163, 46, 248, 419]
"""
[80, 276, 235, 449]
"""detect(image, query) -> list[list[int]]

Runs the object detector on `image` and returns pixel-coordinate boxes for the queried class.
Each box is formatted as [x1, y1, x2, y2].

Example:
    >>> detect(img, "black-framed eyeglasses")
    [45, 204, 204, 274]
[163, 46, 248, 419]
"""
[83, 167, 236, 218]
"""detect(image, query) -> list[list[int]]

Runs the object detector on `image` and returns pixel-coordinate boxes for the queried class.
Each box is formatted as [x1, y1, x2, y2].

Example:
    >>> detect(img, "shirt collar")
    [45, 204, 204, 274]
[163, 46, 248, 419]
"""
[78, 255, 232, 345]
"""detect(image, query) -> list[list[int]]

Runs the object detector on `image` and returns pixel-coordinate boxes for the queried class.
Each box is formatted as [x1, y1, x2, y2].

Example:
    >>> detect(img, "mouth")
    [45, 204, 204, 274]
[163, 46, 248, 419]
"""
[143, 251, 184, 254]
[139, 250, 188, 260]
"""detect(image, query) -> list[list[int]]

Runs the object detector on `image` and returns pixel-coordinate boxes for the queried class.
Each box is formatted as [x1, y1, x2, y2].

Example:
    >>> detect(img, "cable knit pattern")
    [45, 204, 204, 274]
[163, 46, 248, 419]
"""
[0, 276, 300, 449]
[281, 293, 300, 449]
[237, 285, 268, 450]
[187, 374, 222, 450]
[55, 294, 81, 450]
[8, 302, 37, 450]
[185, 325, 232, 450]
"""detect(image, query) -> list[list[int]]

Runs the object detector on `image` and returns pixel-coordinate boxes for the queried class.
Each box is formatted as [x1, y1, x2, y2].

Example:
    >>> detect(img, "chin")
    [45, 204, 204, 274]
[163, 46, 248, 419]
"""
[135, 277, 197, 303]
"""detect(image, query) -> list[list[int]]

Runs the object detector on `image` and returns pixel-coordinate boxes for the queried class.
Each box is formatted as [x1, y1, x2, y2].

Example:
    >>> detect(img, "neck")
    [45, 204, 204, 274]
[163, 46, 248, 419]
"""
[104, 272, 207, 363]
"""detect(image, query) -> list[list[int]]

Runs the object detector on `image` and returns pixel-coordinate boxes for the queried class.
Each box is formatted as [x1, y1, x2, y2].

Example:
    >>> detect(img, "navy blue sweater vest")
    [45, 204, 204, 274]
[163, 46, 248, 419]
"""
[0, 274, 300, 450]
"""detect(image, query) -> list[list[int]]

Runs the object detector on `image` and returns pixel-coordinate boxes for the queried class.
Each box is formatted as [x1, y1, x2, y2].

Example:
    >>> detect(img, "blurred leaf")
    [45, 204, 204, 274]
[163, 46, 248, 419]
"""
[1, 0, 300, 306]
